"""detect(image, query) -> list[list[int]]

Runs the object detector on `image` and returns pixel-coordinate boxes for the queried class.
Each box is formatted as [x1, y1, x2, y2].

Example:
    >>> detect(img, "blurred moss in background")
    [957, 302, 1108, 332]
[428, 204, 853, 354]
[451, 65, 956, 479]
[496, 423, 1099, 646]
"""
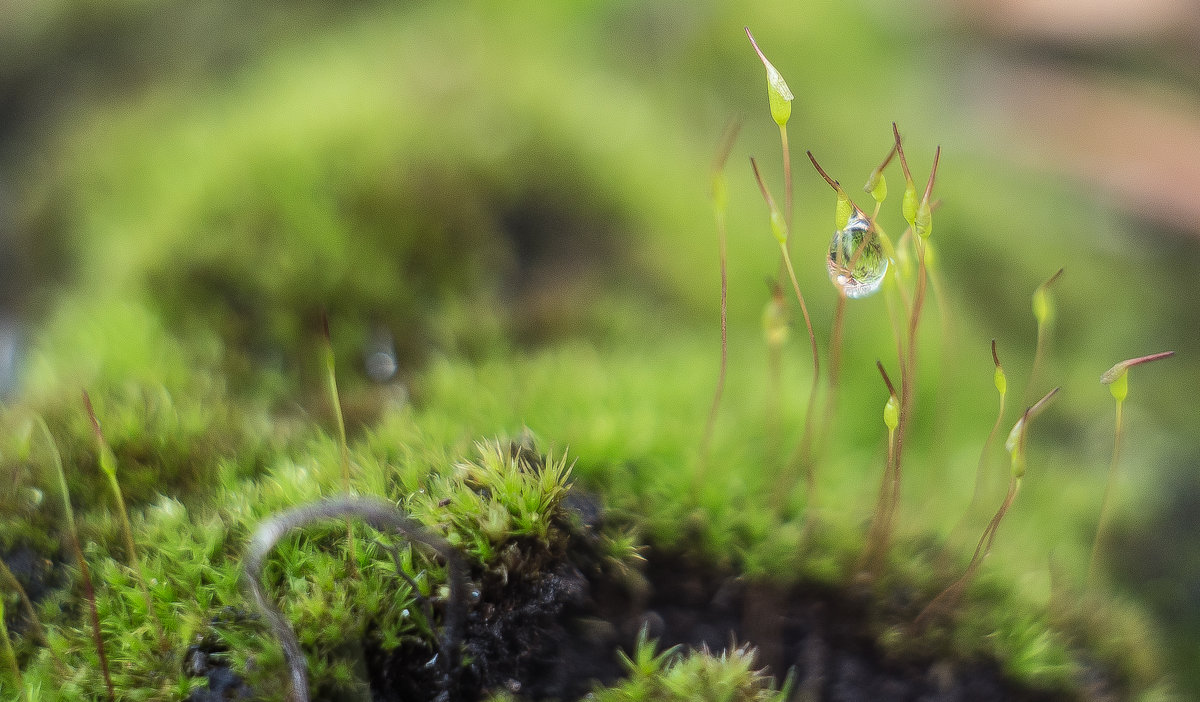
[1, 0, 1198, 696]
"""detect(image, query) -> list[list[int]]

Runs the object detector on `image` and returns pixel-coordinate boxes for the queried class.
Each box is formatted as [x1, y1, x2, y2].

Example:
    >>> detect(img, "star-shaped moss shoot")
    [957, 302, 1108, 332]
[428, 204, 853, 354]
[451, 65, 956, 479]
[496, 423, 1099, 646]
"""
[1090, 351, 1175, 584]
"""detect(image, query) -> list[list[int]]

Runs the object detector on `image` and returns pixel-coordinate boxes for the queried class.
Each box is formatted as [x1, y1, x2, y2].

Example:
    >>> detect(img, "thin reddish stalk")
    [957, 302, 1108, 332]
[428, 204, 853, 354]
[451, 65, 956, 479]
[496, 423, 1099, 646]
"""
[698, 119, 742, 479]
[73, 537, 114, 700]
[916, 477, 1020, 627]
[749, 159, 822, 507]
[1088, 398, 1123, 585]
[780, 126, 793, 231]
[862, 361, 899, 573]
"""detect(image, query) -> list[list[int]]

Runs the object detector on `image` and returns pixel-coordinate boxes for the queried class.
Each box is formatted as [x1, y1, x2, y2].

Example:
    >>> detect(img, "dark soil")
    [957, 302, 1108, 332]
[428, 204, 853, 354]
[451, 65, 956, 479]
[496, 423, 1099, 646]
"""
[362, 508, 1088, 702]
[0, 542, 62, 634]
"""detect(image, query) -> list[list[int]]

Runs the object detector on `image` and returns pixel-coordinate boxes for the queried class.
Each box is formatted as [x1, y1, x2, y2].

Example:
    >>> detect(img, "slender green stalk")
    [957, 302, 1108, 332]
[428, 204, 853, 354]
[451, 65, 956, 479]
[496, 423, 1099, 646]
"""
[922, 235, 958, 467]
[34, 415, 114, 701]
[805, 152, 852, 434]
[779, 124, 793, 230]
[806, 152, 882, 462]
[1025, 267, 1063, 406]
[916, 477, 1021, 627]
[698, 119, 742, 483]
[83, 392, 167, 650]
[0, 598, 26, 702]
[948, 340, 1008, 554]
[750, 158, 821, 517]
[916, 388, 1059, 626]
[1089, 351, 1174, 584]
[763, 281, 789, 493]
[888, 233, 926, 543]
[1088, 396, 1123, 585]
[885, 129, 939, 557]
[862, 361, 900, 574]
[321, 314, 359, 574]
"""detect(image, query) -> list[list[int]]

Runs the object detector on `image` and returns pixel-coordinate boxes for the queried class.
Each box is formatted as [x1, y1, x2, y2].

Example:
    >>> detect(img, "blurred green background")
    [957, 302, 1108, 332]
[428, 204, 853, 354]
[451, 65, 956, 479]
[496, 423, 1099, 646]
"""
[2, 0, 1198, 696]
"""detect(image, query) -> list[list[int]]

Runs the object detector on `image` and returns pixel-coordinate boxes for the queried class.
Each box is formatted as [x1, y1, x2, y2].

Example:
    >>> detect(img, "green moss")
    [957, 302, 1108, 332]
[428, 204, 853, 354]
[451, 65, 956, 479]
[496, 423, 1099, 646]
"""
[1, 3, 1191, 700]
[580, 630, 790, 702]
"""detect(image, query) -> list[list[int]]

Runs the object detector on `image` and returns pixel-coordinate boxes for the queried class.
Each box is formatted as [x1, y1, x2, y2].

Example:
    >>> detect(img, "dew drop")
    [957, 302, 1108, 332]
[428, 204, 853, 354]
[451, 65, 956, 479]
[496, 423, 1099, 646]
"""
[363, 325, 398, 383]
[827, 211, 887, 299]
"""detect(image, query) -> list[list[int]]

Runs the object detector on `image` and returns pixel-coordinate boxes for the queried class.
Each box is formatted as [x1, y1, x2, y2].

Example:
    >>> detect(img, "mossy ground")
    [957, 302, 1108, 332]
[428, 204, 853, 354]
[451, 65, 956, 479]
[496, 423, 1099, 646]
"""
[1, 1, 1197, 700]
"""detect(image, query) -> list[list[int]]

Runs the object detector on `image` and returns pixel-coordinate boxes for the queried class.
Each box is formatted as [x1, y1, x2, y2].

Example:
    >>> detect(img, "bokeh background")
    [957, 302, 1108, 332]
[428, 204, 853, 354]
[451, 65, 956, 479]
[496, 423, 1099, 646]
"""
[2, 0, 1198, 696]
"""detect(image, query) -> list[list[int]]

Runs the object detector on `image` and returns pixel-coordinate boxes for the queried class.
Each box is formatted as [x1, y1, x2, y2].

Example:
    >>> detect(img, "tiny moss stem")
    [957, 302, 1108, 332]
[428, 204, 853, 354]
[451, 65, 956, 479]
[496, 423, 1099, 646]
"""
[884, 235, 928, 558]
[765, 316, 785, 496]
[779, 124, 793, 231]
[819, 204, 882, 465]
[777, 246, 822, 520]
[0, 601, 26, 702]
[1025, 268, 1063, 406]
[697, 119, 741, 487]
[750, 157, 821, 518]
[861, 363, 899, 575]
[916, 477, 1021, 627]
[826, 290, 848, 423]
[862, 423, 899, 574]
[1089, 397, 1124, 585]
[36, 415, 114, 701]
[947, 345, 1008, 560]
[322, 315, 360, 576]
[924, 245, 957, 467]
[83, 392, 167, 651]
[696, 208, 728, 482]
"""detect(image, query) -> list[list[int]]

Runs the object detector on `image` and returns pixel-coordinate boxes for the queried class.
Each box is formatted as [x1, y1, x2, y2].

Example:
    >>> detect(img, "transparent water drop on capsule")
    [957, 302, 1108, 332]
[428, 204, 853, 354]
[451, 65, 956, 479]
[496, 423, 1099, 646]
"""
[827, 210, 887, 298]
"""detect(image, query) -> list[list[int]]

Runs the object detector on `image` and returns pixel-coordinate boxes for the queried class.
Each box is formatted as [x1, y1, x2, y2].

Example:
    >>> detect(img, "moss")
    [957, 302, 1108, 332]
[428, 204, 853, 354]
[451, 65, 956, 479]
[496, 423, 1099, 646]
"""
[0, 3, 1192, 700]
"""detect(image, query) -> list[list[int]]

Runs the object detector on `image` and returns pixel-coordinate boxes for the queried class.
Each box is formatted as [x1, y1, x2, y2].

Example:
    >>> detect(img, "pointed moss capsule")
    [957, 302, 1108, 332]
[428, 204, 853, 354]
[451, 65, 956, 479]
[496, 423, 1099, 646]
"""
[1032, 268, 1064, 328]
[902, 180, 919, 229]
[912, 146, 940, 239]
[883, 394, 899, 432]
[835, 190, 853, 231]
[1006, 388, 1060, 478]
[894, 124, 919, 227]
[877, 361, 899, 431]
[914, 199, 933, 239]
[806, 151, 854, 230]
[865, 143, 896, 205]
[866, 170, 887, 205]
[993, 341, 1007, 397]
[769, 208, 788, 246]
[746, 27, 793, 128]
[1100, 351, 1174, 402]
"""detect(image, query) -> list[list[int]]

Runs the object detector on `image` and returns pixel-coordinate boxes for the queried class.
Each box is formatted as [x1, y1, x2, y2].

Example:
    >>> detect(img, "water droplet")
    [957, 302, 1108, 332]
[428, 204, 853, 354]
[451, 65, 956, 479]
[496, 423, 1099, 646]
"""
[827, 212, 887, 299]
[363, 325, 398, 383]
